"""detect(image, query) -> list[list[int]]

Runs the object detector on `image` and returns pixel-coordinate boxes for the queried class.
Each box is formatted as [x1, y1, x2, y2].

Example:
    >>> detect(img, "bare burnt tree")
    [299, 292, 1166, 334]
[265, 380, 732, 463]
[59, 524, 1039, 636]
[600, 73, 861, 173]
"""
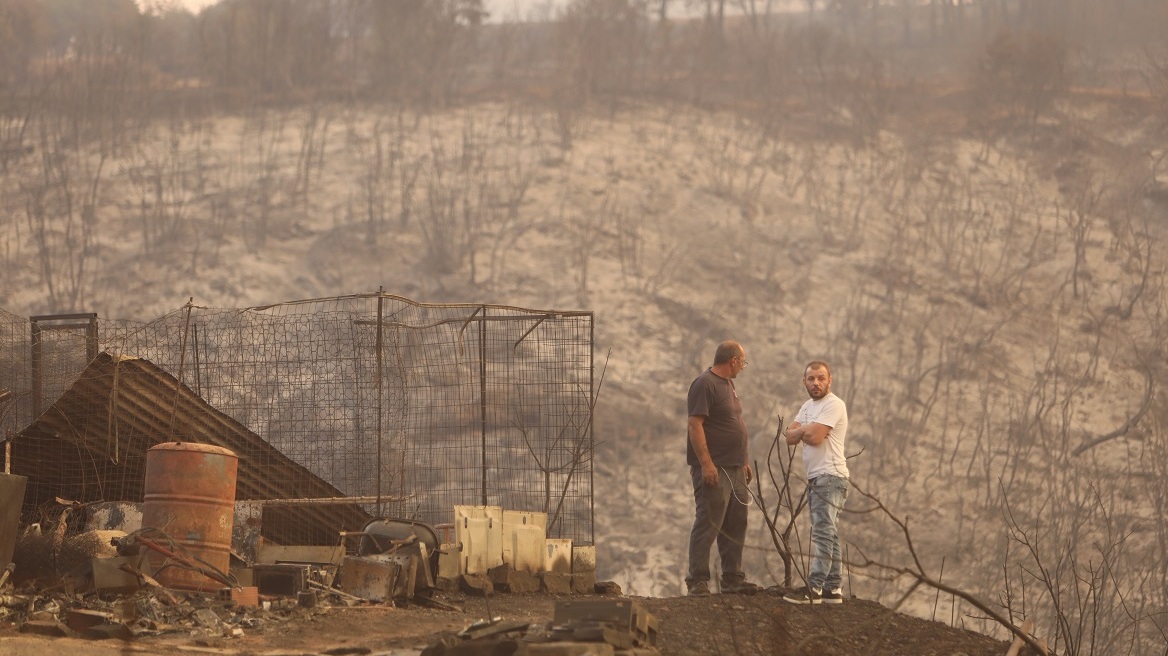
[123, 137, 193, 257]
[36, 0, 157, 156]
[779, 22, 894, 146]
[1145, 360, 1168, 613]
[1147, 50, 1168, 181]
[972, 29, 1069, 134]
[0, 0, 47, 91]
[415, 112, 492, 277]
[556, 0, 649, 100]
[292, 106, 333, 207]
[367, 1, 485, 107]
[517, 356, 606, 536]
[197, 0, 339, 96]
[1057, 168, 1105, 301]
[567, 181, 623, 303]
[802, 153, 872, 252]
[0, 0, 46, 173]
[750, 415, 806, 588]
[691, 121, 774, 216]
[386, 109, 426, 230]
[1101, 182, 1163, 322]
[544, 0, 651, 149]
[480, 144, 538, 289]
[842, 482, 1054, 655]
[235, 107, 290, 253]
[353, 118, 394, 245]
[999, 480, 1161, 655]
[22, 128, 106, 313]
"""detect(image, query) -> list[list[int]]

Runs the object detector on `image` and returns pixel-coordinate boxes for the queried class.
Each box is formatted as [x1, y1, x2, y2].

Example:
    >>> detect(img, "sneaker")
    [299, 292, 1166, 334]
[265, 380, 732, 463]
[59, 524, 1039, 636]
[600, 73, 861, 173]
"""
[721, 579, 761, 595]
[821, 588, 844, 604]
[687, 581, 710, 597]
[782, 585, 822, 605]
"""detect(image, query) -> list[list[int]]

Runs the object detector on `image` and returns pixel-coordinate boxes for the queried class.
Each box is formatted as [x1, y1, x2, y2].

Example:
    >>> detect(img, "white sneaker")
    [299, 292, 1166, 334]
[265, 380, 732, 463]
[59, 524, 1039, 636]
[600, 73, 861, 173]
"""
[821, 588, 845, 604]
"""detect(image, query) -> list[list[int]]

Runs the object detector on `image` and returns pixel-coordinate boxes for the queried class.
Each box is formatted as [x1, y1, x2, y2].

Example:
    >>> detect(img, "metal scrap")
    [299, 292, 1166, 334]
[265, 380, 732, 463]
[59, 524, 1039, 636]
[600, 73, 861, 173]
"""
[421, 599, 661, 655]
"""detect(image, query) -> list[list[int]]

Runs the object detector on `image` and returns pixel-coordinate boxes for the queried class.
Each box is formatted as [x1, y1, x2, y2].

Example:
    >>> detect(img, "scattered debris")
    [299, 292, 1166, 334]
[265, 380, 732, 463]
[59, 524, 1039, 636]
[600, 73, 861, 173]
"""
[457, 616, 531, 640]
[254, 563, 311, 597]
[306, 577, 367, 605]
[116, 527, 240, 590]
[420, 598, 660, 655]
[84, 501, 143, 533]
[553, 598, 658, 648]
[2, 494, 630, 652]
[338, 555, 411, 603]
[92, 554, 146, 593]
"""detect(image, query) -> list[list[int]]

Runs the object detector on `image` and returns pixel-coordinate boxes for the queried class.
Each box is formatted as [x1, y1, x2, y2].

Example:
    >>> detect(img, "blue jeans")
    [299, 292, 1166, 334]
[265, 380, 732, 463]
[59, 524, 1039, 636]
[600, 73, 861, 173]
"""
[807, 474, 848, 592]
[686, 466, 750, 586]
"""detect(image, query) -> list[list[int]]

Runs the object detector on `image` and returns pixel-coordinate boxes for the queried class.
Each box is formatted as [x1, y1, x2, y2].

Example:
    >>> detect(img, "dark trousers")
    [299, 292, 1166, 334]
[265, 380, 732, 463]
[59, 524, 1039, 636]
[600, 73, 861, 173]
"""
[686, 465, 749, 586]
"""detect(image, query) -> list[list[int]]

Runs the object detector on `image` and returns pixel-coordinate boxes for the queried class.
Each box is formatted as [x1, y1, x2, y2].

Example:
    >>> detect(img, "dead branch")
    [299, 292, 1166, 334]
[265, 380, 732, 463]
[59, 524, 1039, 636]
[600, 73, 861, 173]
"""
[848, 482, 1051, 655]
[751, 414, 804, 587]
[1072, 366, 1154, 456]
[516, 351, 609, 535]
[1006, 618, 1047, 656]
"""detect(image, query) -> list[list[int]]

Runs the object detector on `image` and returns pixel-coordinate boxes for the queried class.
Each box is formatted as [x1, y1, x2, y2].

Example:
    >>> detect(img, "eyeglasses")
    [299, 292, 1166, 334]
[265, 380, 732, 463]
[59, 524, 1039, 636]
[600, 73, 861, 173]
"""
[736, 356, 748, 366]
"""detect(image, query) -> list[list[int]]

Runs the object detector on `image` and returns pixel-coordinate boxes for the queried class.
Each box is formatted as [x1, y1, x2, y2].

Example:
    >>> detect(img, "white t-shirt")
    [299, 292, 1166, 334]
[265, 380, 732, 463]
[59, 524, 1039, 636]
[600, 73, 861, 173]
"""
[795, 392, 849, 480]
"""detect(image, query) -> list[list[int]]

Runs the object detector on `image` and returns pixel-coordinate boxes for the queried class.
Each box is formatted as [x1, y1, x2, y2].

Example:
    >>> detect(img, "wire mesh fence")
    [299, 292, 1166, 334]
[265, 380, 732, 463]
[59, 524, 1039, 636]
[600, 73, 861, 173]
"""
[0, 309, 34, 442]
[0, 293, 595, 546]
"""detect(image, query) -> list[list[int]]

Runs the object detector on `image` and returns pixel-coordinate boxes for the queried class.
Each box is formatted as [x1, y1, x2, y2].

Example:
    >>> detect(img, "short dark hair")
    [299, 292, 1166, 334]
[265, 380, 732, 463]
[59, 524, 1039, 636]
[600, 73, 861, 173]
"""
[714, 341, 744, 365]
[805, 360, 831, 377]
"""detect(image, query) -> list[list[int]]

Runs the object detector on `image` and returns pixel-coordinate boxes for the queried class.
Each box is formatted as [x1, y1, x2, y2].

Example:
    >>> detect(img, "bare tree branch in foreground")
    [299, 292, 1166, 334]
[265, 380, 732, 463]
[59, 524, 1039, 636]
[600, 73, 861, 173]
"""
[751, 415, 802, 587]
[845, 481, 1050, 655]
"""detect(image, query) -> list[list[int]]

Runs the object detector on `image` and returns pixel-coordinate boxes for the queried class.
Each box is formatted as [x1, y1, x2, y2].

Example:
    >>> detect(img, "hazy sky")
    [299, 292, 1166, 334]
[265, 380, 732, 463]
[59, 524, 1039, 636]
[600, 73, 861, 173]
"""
[169, 1, 776, 22]
[176, 0, 567, 21]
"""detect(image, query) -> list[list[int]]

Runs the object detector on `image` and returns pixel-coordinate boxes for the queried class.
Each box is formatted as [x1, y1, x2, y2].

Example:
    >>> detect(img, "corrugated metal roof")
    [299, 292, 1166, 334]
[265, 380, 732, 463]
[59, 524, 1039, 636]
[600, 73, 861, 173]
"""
[12, 352, 370, 544]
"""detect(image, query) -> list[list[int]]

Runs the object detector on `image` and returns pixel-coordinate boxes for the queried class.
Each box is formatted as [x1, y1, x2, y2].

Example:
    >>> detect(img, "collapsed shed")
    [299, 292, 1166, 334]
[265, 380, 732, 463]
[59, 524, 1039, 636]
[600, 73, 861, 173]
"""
[11, 352, 370, 545]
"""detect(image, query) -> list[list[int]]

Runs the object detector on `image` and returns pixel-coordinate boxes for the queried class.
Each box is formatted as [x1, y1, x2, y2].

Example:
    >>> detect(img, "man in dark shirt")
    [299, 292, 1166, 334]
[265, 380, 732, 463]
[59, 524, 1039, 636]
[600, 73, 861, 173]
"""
[685, 340, 758, 596]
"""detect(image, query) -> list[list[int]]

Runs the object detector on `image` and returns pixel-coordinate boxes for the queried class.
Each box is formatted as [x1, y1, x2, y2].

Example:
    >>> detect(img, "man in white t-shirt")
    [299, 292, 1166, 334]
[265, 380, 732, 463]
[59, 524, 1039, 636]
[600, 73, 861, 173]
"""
[782, 361, 849, 605]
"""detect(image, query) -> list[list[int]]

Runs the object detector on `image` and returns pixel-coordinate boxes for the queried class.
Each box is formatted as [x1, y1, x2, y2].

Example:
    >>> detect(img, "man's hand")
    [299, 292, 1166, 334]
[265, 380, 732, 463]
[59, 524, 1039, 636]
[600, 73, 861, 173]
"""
[700, 460, 720, 487]
[785, 421, 803, 446]
[744, 463, 753, 485]
[798, 422, 831, 446]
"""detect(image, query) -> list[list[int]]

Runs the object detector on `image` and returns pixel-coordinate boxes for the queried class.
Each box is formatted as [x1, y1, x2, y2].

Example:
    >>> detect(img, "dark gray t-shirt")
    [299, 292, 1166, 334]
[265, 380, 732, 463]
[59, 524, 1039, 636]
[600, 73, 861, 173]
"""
[686, 368, 748, 467]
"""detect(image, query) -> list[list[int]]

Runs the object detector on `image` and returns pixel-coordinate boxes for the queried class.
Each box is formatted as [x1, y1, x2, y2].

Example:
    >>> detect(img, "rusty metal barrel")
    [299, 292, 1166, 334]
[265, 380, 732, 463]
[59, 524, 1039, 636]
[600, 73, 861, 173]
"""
[141, 442, 238, 591]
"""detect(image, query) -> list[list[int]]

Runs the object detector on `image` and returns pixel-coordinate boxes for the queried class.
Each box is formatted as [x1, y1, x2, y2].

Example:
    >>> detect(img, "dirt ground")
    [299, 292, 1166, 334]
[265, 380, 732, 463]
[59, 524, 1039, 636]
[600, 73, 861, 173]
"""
[0, 587, 1018, 656]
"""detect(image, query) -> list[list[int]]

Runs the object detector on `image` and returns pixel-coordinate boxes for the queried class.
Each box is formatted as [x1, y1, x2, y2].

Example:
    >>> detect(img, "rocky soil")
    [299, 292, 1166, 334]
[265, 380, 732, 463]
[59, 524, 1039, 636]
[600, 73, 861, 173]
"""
[0, 587, 1021, 656]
